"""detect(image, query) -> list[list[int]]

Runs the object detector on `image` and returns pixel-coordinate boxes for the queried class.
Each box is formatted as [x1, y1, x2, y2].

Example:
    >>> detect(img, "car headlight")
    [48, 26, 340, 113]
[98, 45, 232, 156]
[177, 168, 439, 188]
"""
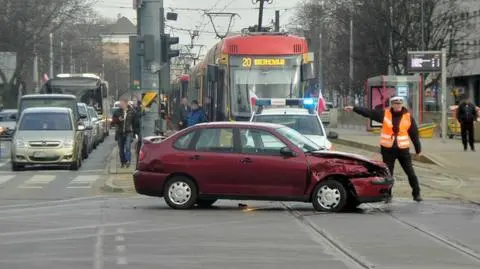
[63, 139, 74, 148]
[15, 139, 27, 148]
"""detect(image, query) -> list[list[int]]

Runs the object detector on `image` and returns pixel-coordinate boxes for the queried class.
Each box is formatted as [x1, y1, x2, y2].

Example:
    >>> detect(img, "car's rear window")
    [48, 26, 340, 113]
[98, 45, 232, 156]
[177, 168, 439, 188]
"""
[20, 99, 78, 117]
[19, 112, 72, 131]
[253, 114, 324, 136]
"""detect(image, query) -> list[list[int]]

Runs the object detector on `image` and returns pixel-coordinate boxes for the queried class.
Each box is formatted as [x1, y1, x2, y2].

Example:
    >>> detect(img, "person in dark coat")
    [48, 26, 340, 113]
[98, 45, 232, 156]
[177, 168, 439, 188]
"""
[345, 96, 423, 202]
[177, 97, 190, 130]
[112, 98, 138, 168]
[187, 100, 207, 127]
[456, 97, 478, 151]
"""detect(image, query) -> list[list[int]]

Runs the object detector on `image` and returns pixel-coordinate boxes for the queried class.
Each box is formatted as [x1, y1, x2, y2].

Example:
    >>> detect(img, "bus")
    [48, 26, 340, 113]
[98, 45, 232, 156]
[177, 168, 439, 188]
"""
[39, 73, 110, 137]
[186, 31, 315, 121]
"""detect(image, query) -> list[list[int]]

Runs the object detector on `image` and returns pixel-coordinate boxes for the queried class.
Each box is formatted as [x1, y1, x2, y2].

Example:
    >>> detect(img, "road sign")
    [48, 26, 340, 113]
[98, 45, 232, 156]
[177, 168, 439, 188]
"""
[406, 51, 442, 73]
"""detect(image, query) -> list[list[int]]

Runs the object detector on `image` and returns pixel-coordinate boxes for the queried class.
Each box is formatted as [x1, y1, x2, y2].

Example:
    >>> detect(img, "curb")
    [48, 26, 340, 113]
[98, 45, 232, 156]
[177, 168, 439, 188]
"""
[102, 175, 134, 193]
[334, 138, 440, 166]
[102, 176, 125, 193]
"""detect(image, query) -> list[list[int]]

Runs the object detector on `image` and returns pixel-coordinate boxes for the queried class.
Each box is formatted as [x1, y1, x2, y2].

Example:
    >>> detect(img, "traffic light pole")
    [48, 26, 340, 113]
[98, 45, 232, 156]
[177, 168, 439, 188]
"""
[137, 0, 163, 137]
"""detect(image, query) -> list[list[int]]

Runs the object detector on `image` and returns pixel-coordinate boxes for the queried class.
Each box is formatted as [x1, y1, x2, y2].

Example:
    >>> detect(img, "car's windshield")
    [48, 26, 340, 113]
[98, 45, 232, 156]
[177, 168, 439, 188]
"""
[253, 114, 324, 136]
[276, 126, 320, 152]
[0, 112, 16, 122]
[78, 104, 87, 114]
[19, 112, 72, 131]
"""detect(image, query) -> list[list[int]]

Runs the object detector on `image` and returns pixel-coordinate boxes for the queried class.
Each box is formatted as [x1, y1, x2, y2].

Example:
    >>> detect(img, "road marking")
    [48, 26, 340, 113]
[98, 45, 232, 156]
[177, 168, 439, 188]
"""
[115, 227, 127, 265]
[0, 175, 14, 186]
[116, 257, 127, 265]
[18, 175, 56, 189]
[66, 175, 100, 189]
[94, 227, 104, 269]
[0, 160, 10, 167]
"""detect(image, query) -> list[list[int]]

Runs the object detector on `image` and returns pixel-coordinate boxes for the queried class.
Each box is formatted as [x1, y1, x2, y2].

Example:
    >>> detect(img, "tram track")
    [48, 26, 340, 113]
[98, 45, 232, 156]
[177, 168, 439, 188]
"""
[365, 203, 480, 264]
[281, 202, 374, 269]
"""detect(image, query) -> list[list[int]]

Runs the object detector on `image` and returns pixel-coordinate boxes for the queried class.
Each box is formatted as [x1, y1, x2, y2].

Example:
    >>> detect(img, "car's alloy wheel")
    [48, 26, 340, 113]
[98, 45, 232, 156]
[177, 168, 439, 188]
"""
[312, 180, 347, 212]
[164, 177, 197, 209]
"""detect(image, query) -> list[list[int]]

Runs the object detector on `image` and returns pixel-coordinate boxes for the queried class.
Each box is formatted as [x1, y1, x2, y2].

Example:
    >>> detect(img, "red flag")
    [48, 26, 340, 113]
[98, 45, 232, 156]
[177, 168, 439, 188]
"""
[317, 89, 326, 114]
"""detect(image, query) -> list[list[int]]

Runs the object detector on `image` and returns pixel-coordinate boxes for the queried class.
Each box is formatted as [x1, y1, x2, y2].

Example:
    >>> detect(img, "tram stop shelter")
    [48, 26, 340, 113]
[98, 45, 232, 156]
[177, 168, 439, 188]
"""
[365, 75, 423, 131]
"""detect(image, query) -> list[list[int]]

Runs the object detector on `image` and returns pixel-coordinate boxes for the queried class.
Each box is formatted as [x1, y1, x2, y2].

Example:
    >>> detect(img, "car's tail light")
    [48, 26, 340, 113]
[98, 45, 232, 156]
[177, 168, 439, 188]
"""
[139, 149, 145, 161]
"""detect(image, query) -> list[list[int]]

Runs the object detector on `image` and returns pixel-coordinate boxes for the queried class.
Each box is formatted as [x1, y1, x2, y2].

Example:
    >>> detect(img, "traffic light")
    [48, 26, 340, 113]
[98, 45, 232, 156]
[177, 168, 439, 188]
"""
[160, 34, 180, 63]
[137, 34, 155, 61]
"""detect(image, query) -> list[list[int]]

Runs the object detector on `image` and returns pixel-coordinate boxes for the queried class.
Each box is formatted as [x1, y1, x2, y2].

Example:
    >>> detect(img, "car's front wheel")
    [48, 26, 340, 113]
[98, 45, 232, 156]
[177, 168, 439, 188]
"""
[163, 176, 197, 209]
[311, 179, 348, 212]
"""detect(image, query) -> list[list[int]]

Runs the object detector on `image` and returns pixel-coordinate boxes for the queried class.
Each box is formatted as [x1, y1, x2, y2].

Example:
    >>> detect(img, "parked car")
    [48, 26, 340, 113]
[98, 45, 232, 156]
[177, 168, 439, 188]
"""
[87, 106, 104, 147]
[0, 109, 18, 140]
[134, 122, 393, 212]
[11, 107, 84, 171]
[77, 103, 94, 158]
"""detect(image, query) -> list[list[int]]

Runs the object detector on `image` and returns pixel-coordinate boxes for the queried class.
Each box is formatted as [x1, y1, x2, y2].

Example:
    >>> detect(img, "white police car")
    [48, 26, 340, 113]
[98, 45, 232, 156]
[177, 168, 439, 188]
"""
[250, 98, 333, 150]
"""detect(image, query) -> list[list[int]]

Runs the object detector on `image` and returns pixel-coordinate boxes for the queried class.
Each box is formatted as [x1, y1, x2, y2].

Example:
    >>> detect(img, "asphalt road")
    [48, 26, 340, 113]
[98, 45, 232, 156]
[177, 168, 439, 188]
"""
[0, 135, 116, 205]
[0, 197, 479, 269]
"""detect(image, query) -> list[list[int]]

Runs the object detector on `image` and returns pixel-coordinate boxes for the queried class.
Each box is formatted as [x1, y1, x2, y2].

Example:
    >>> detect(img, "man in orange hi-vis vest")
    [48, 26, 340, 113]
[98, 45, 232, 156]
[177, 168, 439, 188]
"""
[345, 96, 422, 202]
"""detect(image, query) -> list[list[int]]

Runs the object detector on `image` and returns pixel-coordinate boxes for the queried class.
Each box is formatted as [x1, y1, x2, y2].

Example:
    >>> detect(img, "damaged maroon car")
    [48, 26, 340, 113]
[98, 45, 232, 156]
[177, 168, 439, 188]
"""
[134, 122, 393, 212]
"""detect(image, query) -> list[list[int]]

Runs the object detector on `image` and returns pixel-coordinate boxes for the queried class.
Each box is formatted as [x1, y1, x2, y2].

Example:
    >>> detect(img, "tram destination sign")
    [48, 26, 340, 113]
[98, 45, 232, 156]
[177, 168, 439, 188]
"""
[407, 51, 442, 73]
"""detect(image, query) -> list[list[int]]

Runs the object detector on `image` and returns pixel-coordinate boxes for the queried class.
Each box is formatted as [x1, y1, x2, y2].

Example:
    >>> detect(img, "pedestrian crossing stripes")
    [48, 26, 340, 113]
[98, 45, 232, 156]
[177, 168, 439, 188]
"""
[0, 175, 14, 186]
[66, 175, 100, 189]
[0, 174, 104, 190]
[19, 175, 56, 189]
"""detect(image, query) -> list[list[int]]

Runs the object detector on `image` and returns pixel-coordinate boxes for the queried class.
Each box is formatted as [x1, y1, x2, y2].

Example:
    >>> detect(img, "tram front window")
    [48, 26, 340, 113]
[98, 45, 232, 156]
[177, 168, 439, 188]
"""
[229, 56, 301, 117]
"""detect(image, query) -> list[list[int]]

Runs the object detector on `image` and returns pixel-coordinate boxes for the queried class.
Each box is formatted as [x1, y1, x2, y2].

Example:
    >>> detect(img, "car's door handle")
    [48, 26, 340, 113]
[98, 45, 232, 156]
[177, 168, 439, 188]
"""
[240, 157, 252, 164]
[189, 155, 200, 160]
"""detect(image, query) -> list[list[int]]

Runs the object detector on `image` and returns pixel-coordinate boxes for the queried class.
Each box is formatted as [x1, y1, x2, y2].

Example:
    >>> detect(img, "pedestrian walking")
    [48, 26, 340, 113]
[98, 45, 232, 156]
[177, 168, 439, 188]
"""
[456, 96, 477, 151]
[112, 98, 138, 168]
[344, 96, 423, 202]
[177, 97, 190, 130]
[187, 100, 207, 127]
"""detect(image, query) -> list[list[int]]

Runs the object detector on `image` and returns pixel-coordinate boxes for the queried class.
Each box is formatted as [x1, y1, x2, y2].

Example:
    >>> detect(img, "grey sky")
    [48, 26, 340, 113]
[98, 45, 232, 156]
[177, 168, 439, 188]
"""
[94, 0, 302, 56]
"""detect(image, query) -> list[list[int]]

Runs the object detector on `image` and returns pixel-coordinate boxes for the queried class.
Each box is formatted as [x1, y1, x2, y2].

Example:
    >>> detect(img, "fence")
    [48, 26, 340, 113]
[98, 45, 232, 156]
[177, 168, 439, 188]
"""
[329, 109, 452, 132]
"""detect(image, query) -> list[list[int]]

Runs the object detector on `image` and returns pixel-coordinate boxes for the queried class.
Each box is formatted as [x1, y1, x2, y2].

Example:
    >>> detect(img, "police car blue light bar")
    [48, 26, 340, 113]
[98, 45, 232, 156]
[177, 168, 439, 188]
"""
[254, 98, 316, 108]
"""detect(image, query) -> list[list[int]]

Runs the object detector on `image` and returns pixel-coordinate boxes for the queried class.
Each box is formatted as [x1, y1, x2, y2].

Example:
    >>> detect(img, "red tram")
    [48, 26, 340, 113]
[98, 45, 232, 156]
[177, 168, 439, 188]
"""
[185, 31, 315, 121]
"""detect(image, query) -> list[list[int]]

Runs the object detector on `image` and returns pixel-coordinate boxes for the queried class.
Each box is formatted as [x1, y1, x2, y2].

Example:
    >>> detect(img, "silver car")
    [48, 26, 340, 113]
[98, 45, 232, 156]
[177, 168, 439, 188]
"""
[11, 107, 84, 171]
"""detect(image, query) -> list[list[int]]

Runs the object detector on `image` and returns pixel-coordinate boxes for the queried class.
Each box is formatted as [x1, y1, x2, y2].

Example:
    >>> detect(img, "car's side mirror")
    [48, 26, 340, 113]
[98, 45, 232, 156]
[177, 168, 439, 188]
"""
[78, 125, 85, 131]
[280, 147, 296, 157]
[80, 113, 88, 119]
[327, 131, 339, 139]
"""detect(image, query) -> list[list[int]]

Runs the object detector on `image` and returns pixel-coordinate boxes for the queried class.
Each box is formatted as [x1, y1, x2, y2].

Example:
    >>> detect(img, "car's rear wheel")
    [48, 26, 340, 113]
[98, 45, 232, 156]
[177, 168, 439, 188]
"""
[163, 176, 197, 209]
[311, 179, 348, 212]
[196, 198, 217, 207]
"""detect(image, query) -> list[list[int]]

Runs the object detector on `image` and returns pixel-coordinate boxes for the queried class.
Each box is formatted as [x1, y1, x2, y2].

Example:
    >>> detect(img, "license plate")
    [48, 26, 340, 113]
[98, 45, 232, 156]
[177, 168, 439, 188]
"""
[33, 152, 46, 158]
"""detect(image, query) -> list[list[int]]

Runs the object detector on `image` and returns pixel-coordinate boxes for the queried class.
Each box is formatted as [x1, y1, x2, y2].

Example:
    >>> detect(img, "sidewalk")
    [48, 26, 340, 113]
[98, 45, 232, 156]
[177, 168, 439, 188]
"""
[330, 127, 479, 177]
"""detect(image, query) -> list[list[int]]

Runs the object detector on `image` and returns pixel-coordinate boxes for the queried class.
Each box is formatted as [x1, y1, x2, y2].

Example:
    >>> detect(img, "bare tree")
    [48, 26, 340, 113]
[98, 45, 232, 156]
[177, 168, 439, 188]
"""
[103, 58, 129, 100]
[293, 0, 471, 103]
[0, 0, 95, 106]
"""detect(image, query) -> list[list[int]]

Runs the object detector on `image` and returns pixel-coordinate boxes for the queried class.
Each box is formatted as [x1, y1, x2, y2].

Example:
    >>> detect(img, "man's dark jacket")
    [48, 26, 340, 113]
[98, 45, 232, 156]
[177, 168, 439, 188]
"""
[353, 107, 422, 154]
[112, 106, 138, 135]
[456, 102, 477, 124]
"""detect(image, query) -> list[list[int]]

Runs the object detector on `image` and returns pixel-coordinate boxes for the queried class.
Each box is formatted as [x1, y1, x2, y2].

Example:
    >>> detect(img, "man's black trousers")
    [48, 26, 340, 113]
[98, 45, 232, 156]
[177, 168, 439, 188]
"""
[460, 122, 475, 150]
[381, 147, 421, 197]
